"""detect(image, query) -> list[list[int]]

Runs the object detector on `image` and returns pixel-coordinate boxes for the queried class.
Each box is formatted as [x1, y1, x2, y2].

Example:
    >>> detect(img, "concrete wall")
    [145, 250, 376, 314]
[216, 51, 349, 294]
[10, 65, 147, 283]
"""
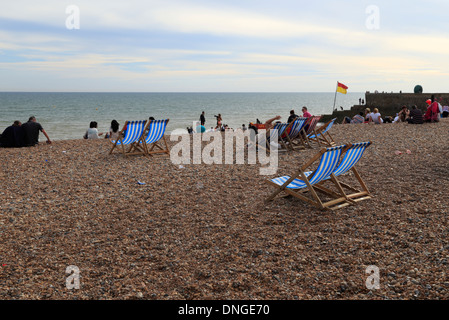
[321, 92, 446, 123]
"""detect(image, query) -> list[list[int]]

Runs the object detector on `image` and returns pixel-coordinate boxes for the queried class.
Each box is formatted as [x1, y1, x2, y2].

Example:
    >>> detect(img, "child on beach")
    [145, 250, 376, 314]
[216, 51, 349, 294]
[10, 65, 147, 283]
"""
[84, 121, 103, 139]
[105, 120, 120, 140]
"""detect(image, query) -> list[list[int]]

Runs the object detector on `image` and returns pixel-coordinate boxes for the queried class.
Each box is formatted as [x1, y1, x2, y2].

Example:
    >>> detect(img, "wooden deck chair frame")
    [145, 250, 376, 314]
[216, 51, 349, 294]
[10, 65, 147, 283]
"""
[277, 120, 299, 152]
[295, 116, 322, 149]
[283, 117, 308, 151]
[143, 119, 170, 156]
[265, 144, 353, 211]
[109, 120, 148, 156]
[255, 122, 291, 153]
[307, 118, 337, 147]
[314, 142, 372, 204]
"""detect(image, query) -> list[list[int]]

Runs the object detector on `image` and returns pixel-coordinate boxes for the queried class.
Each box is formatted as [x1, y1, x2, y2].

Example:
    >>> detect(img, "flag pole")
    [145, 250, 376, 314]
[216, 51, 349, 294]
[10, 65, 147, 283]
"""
[333, 81, 338, 112]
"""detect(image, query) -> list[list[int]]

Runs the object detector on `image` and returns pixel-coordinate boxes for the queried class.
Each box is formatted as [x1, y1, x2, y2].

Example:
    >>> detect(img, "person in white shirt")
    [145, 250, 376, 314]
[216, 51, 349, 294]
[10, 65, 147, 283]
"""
[106, 119, 120, 140]
[369, 108, 383, 124]
[84, 121, 103, 139]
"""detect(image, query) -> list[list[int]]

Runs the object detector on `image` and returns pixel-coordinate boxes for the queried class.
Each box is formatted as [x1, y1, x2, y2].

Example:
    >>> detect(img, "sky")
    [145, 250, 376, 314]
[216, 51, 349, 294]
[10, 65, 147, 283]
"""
[1, 0, 449, 92]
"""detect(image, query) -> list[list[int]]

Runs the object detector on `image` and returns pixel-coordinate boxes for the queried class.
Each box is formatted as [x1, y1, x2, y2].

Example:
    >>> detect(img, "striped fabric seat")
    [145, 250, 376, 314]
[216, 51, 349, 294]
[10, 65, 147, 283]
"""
[283, 117, 308, 151]
[308, 118, 336, 139]
[304, 116, 321, 136]
[259, 122, 289, 151]
[144, 119, 169, 144]
[287, 117, 308, 140]
[109, 120, 147, 156]
[143, 119, 170, 156]
[332, 142, 371, 176]
[112, 120, 146, 146]
[295, 115, 322, 149]
[317, 142, 372, 204]
[270, 122, 288, 141]
[266, 142, 372, 210]
[268, 145, 345, 191]
[269, 172, 313, 189]
[307, 118, 337, 147]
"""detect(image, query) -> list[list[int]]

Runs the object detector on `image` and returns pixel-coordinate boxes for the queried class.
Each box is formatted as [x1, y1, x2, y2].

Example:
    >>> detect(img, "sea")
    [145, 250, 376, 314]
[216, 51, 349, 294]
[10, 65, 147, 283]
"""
[0, 92, 363, 141]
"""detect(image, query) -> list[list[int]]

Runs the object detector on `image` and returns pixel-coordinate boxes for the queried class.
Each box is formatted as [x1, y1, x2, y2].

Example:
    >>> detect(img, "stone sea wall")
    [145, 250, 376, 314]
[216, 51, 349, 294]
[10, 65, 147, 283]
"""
[321, 92, 447, 123]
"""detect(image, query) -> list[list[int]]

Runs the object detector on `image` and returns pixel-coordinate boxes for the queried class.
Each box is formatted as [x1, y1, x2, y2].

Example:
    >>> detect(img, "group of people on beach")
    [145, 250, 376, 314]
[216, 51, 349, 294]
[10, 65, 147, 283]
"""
[83, 119, 120, 140]
[83, 117, 157, 141]
[194, 106, 314, 134]
[342, 95, 446, 125]
[3, 96, 446, 149]
[0, 116, 52, 148]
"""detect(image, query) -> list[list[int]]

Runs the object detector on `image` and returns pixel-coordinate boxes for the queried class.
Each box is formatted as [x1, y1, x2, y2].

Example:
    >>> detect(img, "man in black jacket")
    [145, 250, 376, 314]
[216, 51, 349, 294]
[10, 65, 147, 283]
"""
[21, 116, 52, 146]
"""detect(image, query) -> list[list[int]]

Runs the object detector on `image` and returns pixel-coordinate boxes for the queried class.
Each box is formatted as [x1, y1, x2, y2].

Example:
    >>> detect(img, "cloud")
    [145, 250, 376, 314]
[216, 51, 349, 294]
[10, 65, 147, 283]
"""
[1, 1, 449, 92]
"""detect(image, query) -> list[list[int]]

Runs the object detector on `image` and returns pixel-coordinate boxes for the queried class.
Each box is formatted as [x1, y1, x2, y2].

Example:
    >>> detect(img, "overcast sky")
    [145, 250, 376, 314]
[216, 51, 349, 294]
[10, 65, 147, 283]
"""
[1, 0, 448, 92]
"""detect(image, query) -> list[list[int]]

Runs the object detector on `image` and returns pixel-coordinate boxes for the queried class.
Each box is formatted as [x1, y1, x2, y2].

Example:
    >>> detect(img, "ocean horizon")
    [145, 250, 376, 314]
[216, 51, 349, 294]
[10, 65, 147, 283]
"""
[0, 92, 364, 141]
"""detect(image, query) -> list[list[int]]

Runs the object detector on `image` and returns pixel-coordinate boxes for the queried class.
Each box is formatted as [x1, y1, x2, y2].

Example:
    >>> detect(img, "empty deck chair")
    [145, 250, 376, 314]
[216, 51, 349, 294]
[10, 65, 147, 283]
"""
[265, 144, 351, 210]
[109, 120, 147, 156]
[307, 118, 337, 147]
[314, 142, 372, 204]
[143, 119, 170, 156]
[295, 116, 322, 149]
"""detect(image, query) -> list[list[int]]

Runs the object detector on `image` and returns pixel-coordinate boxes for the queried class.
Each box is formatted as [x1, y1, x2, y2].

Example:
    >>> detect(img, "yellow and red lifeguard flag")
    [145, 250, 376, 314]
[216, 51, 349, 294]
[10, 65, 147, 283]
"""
[337, 82, 348, 94]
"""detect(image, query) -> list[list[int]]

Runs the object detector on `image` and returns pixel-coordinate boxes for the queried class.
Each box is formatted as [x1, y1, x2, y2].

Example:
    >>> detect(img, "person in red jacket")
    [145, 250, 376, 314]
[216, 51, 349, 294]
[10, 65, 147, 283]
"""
[424, 95, 440, 122]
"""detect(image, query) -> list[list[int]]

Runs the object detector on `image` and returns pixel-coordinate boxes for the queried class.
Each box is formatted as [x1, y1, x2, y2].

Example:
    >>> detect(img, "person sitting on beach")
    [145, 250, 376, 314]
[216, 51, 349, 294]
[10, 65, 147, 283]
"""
[364, 108, 371, 123]
[442, 105, 449, 118]
[424, 95, 440, 122]
[393, 113, 400, 123]
[84, 121, 103, 139]
[21, 116, 52, 146]
[0, 120, 25, 148]
[398, 106, 410, 122]
[287, 110, 298, 123]
[105, 120, 120, 140]
[369, 108, 383, 124]
[406, 105, 424, 124]
[302, 107, 312, 118]
[342, 112, 365, 124]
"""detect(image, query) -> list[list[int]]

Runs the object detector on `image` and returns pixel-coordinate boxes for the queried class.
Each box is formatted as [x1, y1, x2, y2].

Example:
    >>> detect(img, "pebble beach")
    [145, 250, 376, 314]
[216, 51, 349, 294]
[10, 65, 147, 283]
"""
[1, 119, 448, 300]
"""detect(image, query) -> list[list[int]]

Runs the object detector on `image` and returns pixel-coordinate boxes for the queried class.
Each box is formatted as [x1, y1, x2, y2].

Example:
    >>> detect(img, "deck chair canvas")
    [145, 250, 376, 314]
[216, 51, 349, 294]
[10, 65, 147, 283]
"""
[282, 117, 308, 151]
[265, 144, 353, 210]
[142, 119, 170, 156]
[314, 142, 372, 204]
[256, 122, 290, 153]
[295, 116, 322, 149]
[307, 118, 337, 147]
[109, 120, 147, 156]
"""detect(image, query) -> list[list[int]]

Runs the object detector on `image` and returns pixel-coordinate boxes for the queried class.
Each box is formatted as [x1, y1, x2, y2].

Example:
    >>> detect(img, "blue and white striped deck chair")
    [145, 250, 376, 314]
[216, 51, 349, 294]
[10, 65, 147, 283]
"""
[315, 142, 372, 204]
[265, 144, 351, 210]
[143, 119, 170, 156]
[284, 117, 308, 151]
[258, 122, 289, 152]
[307, 118, 337, 147]
[109, 120, 147, 156]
